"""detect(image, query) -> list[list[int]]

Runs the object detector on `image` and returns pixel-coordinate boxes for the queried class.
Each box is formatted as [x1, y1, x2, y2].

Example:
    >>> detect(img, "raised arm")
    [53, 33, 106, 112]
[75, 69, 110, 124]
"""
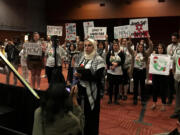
[145, 33, 153, 57]
[127, 39, 134, 56]
[105, 35, 109, 53]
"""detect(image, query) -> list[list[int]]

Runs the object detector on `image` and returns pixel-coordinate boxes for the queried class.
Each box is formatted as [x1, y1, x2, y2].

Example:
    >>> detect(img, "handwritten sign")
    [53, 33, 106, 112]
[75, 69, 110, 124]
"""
[24, 43, 42, 56]
[83, 21, 94, 38]
[47, 25, 63, 36]
[88, 27, 107, 40]
[114, 25, 130, 39]
[129, 18, 149, 38]
[65, 23, 76, 40]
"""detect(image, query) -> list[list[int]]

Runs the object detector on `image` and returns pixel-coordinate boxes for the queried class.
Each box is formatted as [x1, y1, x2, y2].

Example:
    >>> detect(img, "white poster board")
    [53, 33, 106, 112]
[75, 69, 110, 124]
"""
[24, 43, 42, 56]
[114, 25, 130, 39]
[149, 54, 171, 76]
[47, 25, 63, 36]
[129, 18, 149, 38]
[83, 21, 94, 39]
[176, 56, 180, 74]
[65, 23, 76, 40]
[88, 27, 107, 40]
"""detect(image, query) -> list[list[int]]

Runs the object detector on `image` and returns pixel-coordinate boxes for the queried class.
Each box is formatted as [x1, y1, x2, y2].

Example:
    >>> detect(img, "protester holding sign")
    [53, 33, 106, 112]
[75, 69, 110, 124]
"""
[26, 32, 45, 90]
[167, 33, 180, 105]
[170, 33, 180, 119]
[119, 38, 132, 101]
[150, 44, 169, 111]
[127, 34, 153, 105]
[106, 40, 125, 105]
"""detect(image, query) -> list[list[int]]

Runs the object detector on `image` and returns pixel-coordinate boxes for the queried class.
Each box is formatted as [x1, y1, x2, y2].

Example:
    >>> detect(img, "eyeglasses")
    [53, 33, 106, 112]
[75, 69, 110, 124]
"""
[84, 44, 93, 47]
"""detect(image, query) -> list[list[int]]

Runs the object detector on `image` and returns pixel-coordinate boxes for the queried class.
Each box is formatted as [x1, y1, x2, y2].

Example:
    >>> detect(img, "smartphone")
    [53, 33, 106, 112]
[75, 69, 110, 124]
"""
[66, 87, 71, 93]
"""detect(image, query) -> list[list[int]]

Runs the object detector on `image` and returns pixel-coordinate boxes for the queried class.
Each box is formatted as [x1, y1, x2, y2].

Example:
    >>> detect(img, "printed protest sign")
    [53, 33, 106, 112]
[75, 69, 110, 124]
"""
[88, 27, 107, 40]
[24, 43, 42, 56]
[47, 25, 63, 36]
[83, 21, 94, 38]
[149, 54, 171, 75]
[129, 18, 149, 38]
[114, 25, 130, 39]
[65, 23, 76, 40]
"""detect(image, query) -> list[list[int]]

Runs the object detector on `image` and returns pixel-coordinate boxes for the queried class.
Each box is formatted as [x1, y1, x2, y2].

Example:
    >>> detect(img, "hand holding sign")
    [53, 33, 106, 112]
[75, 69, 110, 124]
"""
[105, 34, 108, 40]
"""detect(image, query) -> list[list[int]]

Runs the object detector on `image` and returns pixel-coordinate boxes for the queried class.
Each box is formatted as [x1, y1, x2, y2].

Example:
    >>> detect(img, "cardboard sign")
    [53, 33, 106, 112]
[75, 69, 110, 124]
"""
[149, 54, 171, 76]
[65, 23, 76, 40]
[47, 25, 63, 36]
[129, 18, 149, 38]
[24, 43, 42, 56]
[88, 27, 107, 40]
[114, 25, 130, 39]
[83, 21, 94, 38]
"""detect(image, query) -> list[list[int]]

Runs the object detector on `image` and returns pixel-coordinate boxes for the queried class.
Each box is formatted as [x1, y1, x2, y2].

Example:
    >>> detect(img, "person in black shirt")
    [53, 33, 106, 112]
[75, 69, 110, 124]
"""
[5, 40, 19, 85]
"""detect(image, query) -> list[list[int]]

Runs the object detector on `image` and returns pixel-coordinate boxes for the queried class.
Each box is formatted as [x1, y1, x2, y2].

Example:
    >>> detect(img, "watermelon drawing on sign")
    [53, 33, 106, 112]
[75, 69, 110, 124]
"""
[176, 57, 180, 71]
[153, 56, 166, 72]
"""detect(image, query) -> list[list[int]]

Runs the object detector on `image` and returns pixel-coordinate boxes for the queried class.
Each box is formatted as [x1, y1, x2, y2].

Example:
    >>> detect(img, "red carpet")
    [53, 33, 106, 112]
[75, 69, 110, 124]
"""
[0, 67, 177, 135]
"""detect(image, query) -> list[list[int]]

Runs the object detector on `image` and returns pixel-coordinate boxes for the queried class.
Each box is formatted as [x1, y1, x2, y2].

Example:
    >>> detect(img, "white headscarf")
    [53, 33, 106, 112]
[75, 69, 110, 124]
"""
[84, 38, 97, 60]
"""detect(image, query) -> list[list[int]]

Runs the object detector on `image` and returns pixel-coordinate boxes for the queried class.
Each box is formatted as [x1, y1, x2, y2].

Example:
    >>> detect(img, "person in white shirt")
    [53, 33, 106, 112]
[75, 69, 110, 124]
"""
[170, 33, 180, 119]
[19, 48, 29, 83]
[167, 33, 180, 105]
[127, 34, 153, 105]
[106, 40, 125, 104]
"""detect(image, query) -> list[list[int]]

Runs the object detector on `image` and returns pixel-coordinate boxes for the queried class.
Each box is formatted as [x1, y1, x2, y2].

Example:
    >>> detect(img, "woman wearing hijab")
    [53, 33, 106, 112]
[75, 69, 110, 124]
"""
[73, 38, 105, 135]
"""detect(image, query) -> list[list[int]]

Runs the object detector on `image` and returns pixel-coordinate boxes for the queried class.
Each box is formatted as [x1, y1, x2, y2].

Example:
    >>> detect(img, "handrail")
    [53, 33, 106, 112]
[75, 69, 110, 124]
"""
[0, 51, 40, 99]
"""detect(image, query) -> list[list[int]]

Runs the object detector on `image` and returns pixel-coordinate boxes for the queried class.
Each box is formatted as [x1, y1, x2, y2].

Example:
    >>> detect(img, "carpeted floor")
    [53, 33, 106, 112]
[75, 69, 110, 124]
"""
[0, 67, 177, 135]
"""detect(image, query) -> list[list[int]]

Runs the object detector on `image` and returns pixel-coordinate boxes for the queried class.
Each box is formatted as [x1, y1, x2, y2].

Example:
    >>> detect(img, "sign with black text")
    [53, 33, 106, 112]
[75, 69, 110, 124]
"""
[24, 43, 42, 56]
[47, 25, 63, 36]
[129, 18, 149, 38]
[88, 27, 107, 40]
[114, 25, 130, 39]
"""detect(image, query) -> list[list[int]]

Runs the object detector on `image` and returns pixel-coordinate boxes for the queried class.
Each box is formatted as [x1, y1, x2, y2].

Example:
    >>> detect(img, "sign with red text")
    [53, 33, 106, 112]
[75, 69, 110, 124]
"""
[129, 18, 149, 38]
[88, 27, 107, 40]
[65, 23, 76, 40]
[83, 21, 94, 38]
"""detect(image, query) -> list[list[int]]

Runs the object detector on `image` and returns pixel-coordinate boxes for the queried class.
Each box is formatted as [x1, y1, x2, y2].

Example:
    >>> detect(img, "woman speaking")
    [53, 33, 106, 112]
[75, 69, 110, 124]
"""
[74, 38, 105, 135]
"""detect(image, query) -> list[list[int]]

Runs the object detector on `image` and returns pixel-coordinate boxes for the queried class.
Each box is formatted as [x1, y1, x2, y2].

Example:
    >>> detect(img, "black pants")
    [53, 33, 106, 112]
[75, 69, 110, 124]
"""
[152, 75, 168, 104]
[67, 67, 74, 83]
[107, 73, 122, 102]
[133, 68, 146, 102]
[45, 66, 62, 83]
[77, 84, 100, 135]
[168, 71, 175, 101]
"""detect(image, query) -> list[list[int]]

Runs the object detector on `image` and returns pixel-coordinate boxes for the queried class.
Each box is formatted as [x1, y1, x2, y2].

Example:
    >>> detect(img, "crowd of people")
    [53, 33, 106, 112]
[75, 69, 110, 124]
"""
[0, 32, 180, 135]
